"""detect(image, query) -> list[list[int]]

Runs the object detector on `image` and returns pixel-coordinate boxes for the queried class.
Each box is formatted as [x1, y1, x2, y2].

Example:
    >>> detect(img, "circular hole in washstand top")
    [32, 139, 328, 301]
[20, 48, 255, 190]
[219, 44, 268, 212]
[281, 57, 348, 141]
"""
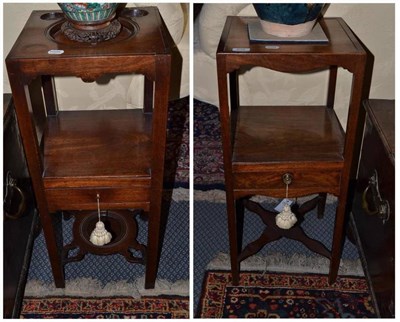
[121, 8, 149, 17]
[45, 18, 139, 45]
[40, 12, 65, 20]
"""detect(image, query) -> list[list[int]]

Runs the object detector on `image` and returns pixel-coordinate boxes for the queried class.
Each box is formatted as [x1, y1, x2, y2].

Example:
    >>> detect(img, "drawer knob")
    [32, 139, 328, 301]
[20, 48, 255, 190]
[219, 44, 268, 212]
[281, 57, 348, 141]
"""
[362, 170, 390, 224]
[282, 173, 293, 185]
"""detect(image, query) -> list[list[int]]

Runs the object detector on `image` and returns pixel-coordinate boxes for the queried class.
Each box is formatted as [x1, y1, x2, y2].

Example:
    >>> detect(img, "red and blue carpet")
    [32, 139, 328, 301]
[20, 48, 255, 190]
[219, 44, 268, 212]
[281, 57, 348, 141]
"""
[21, 295, 189, 319]
[197, 271, 376, 318]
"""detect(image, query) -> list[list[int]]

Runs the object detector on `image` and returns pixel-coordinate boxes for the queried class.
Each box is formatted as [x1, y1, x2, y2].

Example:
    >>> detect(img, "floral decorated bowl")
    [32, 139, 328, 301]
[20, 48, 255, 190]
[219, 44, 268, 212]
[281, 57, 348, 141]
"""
[58, 3, 119, 30]
[253, 3, 325, 37]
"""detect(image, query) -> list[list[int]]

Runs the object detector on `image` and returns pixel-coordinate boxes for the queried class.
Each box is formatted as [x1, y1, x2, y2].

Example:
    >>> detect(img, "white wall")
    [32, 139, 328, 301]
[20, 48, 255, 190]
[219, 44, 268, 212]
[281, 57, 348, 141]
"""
[325, 3, 394, 100]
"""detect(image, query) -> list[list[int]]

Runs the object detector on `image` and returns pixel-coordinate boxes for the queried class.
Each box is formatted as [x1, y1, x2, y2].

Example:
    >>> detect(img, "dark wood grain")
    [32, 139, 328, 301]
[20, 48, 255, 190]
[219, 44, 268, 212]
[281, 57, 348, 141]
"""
[3, 95, 39, 318]
[218, 17, 365, 73]
[6, 8, 175, 82]
[217, 16, 367, 285]
[363, 99, 394, 159]
[45, 187, 150, 212]
[63, 210, 146, 264]
[352, 99, 395, 317]
[145, 54, 171, 289]
[241, 198, 331, 263]
[6, 8, 173, 289]
[7, 8, 173, 59]
[43, 110, 152, 179]
[233, 105, 345, 164]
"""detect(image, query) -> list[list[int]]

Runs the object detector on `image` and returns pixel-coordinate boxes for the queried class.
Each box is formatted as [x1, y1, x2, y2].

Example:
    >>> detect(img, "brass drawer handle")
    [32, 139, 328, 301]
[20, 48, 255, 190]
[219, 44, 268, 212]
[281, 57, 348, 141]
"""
[4, 172, 26, 220]
[362, 170, 390, 224]
[282, 173, 293, 185]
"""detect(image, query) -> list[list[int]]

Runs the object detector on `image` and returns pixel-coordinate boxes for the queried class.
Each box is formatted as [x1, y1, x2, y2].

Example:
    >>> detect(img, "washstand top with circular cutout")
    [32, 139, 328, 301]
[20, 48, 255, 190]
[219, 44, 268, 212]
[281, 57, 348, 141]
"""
[7, 7, 173, 60]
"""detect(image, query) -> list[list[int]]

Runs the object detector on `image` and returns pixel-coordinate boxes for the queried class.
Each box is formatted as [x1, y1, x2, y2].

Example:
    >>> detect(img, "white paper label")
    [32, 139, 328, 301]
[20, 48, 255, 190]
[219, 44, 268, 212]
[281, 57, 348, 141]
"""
[274, 198, 293, 212]
[48, 49, 64, 55]
[232, 47, 250, 52]
[265, 45, 280, 50]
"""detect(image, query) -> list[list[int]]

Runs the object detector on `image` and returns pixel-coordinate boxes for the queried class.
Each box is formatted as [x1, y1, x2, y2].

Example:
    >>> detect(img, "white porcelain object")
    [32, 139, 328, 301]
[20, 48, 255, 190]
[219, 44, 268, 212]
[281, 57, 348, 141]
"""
[275, 204, 297, 229]
[259, 19, 317, 38]
[90, 221, 112, 246]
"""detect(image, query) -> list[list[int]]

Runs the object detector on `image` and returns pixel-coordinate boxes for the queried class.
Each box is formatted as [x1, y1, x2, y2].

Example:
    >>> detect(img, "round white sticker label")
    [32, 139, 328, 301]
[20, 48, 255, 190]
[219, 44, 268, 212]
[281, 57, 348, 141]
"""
[48, 49, 64, 55]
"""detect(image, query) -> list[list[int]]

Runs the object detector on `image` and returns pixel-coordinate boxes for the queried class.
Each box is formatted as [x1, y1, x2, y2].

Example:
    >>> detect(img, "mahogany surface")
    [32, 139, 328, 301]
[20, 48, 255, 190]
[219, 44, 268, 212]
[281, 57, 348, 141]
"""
[216, 17, 367, 285]
[63, 210, 146, 265]
[233, 105, 345, 163]
[6, 7, 173, 289]
[3, 95, 39, 318]
[218, 17, 365, 72]
[8, 9, 170, 58]
[43, 110, 152, 179]
[352, 99, 395, 317]
[241, 198, 331, 263]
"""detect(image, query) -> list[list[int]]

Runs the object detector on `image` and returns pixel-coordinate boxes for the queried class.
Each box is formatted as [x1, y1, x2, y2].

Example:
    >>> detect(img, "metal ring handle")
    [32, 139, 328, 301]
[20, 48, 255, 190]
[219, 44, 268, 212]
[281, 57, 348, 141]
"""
[381, 199, 391, 224]
[4, 173, 26, 220]
[361, 170, 390, 223]
[361, 184, 379, 216]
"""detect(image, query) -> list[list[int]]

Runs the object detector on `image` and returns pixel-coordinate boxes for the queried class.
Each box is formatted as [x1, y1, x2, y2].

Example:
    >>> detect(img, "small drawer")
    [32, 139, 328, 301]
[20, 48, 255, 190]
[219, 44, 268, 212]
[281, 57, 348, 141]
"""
[45, 187, 150, 212]
[233, 167, 342, 198]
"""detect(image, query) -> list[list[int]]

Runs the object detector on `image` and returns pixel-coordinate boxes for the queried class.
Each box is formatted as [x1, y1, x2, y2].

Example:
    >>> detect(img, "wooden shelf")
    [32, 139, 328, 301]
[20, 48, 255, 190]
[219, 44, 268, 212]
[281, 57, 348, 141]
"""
[233, 105, 345, 166]
[43, 109, 152, 188]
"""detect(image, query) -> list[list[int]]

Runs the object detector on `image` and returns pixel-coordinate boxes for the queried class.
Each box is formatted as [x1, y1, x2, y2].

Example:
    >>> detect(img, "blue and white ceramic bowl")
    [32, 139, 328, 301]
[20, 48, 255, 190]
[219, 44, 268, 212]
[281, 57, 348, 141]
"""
[253, 3, 325, 37]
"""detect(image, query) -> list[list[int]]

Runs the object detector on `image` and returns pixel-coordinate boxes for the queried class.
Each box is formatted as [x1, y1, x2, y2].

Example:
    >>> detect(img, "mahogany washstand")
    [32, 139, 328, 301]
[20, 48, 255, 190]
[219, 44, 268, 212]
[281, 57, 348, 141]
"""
[6, 7, 173, 289]
[216, 17, 367, 285]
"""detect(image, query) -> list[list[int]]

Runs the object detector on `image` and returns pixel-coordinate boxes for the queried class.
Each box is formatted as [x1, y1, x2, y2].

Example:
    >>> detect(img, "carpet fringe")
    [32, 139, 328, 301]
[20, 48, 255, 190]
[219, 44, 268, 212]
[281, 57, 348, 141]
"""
[24, 276, 189, 298]
[194, 189, 227, 203]
[170, 187, 190, 202]
[194, 190, 337, 205]
[135, 276, 189, 297]
[207, 252, 364, 276]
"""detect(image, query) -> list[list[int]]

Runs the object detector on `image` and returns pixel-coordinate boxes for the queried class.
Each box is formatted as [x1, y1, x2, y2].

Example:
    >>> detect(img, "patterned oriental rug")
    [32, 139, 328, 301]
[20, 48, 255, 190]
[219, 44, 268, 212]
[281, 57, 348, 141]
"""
[165, 96, 189, 187]
[21, 295, 189, 319]
[194, 99, 224, 188]
[166, 97, 221, 187]
[197, 271, 376, 318]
